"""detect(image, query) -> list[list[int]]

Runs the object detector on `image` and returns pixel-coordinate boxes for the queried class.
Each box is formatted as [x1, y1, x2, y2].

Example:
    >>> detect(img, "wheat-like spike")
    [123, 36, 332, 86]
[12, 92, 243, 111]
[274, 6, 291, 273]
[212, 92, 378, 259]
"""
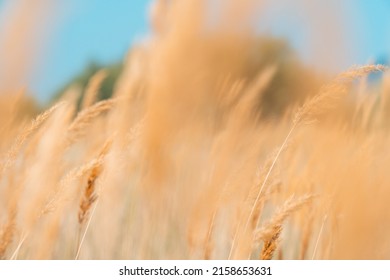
[41, 134, 112, 217]
[232, 66, 381, 260]
[293, 64, 387, 125]
[245, 65, 386, 238]
[228, 180, 280, 259]
[242, 125, 295, 235]
[39, 157, 103, 217]
[337, 64, 386, 81]
[260, 225, 281, 260]
[227, 147, 283, 258]
[77, 137, 112, 225]
[18, 152, 108, 260]
[75, 199, 99, 260]
[67, 98, 117, 145]
[75, 139, 112, 259]
[71, 158, 104, 182]
[251, 194, 313, 260]
[81, 70, 108, 109]
[44, 137, 112, 217]
[249, 179, 281, 230]
[0, 102, 64, 175]
[254, 194, 313, 244]
[248, 149, 285, 228]
[78, 165, 100, 225]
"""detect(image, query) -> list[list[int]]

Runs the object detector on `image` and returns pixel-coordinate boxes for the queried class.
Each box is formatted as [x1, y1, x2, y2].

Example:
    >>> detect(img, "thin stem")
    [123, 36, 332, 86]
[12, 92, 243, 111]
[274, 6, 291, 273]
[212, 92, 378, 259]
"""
[312, 214, 328, 260]
[244, 123, 296, 233]
[10, 231, 28, 260]
[75, 199, 99, 260]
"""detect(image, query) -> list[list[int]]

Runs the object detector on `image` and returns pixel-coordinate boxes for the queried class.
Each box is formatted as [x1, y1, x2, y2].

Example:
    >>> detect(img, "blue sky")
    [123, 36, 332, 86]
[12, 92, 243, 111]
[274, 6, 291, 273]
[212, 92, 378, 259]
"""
[0, 0, 151, 102]
[355, 0, 390, 63]
[0, 1, 390, 102]
[38, 1, 148, 94]
[31, 0, 151, 102]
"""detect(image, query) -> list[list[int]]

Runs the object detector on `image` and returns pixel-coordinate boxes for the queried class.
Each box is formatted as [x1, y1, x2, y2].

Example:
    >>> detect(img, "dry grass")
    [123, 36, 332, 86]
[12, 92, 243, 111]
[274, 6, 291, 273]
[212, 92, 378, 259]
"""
[0, 101, 64, 175]
[1, 0, 390, 260]
[66, 98, 117, 145]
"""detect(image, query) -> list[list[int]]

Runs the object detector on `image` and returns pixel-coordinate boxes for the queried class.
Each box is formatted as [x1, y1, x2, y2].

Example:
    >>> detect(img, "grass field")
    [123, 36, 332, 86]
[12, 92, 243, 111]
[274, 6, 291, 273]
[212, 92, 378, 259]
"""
[1, 0, 390, 260]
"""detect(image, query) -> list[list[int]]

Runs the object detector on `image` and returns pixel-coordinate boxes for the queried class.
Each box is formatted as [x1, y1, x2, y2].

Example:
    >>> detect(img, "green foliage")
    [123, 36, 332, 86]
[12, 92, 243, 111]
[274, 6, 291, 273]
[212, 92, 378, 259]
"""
[52, 37, 321, 117]
[51, 61, 123, 109]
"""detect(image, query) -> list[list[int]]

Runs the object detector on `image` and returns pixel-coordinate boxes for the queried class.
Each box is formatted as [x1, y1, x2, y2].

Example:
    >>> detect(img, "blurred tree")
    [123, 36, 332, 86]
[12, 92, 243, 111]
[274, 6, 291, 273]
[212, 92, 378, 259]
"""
[52, 36, 322, 117]
[51, 61, 123, 109]
[246, 37, 322, 118]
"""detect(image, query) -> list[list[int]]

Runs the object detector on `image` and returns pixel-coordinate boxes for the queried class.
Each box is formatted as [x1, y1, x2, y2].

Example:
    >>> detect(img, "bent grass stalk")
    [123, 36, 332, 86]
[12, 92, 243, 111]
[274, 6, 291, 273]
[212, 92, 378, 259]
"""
[67, 98, 117, 145]
[230, 65, 387, 260]
[255, 194, 314, 260]
[75, 139, 111, 259]
[1, 102, 65, 175]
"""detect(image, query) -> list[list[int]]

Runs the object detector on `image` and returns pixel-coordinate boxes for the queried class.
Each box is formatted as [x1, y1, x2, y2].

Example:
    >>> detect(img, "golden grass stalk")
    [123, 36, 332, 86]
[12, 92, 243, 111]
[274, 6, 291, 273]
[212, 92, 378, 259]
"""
[40, 135, 112, 216]
[241, 128, 294, 235]
[75, 139, 112, 259]
[244, 64, 386, 240]
[9, 233, 27, 260]
[9, 155, 107, 260]
[13, 155, 107, 260]
[67, 98, 117, 145]
[81, 70, 108, 109]
[0, 101, 64, 175]
[254, 194, 313, 244]
[78, 139, 112, 225]
[256, 194, 313, 260]
[293, 65, 387, 125]
[78, 165, 100, 225]
[228, 172, 281, 259]
[260, 225, 281, 260]
[249, 158, 283, 231]
[245, 192, 313, 260]
[40, 157, 104, 217]
[12, 136, 112, 260]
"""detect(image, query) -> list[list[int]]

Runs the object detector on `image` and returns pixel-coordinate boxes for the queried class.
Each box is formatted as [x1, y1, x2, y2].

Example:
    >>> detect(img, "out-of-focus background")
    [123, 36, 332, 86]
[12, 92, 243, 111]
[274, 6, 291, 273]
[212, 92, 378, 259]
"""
[2, 0, 390, 260]
[0, 0, 389, 103]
